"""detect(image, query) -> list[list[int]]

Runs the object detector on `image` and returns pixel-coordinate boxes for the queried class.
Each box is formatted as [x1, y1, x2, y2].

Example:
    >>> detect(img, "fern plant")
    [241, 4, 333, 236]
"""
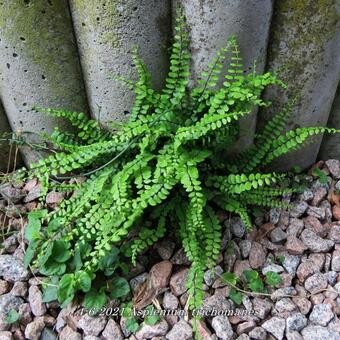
[18, 11, 339, 328]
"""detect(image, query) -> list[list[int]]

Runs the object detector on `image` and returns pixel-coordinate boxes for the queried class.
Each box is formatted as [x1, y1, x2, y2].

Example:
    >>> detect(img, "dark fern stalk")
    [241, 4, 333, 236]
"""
[17, 10, 339, 332]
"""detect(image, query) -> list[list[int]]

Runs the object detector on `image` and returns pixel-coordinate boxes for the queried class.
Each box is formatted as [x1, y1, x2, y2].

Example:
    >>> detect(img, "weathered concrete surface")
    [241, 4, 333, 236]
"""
[0, 0, 89, 165]
[69, 0, 171, 124]
[258, 0, 340, 171]
[318, 85, 340, 160]
[176, 0, 273, 151]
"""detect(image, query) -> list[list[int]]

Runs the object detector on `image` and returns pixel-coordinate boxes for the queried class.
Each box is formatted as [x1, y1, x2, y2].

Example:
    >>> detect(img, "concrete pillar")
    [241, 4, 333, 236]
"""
[318, 85, 340, 160]
[69, 0, 172, 124]
[0, 0, 89, 164]
[258, 0, 340, 170]
[175, 0, 273, 151]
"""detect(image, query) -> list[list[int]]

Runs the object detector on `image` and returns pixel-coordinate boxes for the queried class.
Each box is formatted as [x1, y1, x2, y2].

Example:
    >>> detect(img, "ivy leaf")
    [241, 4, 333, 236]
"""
[125, 317, 139, 333]
[53, 240, 71, 263]
[46, 217, 62, 234]
[40, 260, 66, 276]
[83, 288, 107, 309]
[221, 272, 238, 286]
[228, 288, 243, 305]
[144, 306, 161, 325]
[99, 247, 120, 276]
[25, 215, 41, 241]
[23, 239, 39, 269]
[42, 278, 59, 303]
[5, 309, 20, 324]
[77, 271, 92, 292]
[110, 277, 130, 299]
[243, 269, 259, 282]
[265, 271, 282, 287]
[248, 278, 265, 293]
[57, 273, 75, 307]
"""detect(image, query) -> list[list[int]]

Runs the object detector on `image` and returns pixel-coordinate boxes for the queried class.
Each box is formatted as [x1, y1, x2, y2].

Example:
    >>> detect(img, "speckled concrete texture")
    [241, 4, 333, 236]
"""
[0, 0, 89, 164]
[258, 0, 340, 171]
[69, 0, 172, 124]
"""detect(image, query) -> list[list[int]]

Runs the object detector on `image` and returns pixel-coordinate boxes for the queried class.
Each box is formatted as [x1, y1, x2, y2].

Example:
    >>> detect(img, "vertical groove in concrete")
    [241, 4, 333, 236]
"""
[258, 0, 340, 171]
[318, 84, 340, 160]
[0, 100, 22, 173]
[175, 0, 273, 152]
[0, 0, 89, 165]
[69, 0, 172, 124]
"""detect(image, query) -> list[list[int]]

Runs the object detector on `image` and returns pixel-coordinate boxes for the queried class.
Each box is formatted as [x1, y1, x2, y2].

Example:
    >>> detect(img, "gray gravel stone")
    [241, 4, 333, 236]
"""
[239, 240, 252, 258]
[301, 189, 314, 202]
[309, 304, 334, 326]
[301, 325, 339, 340]
[0, 255, 29, 282]
[171, 249, 190, 266]
[0, 293, 23, 314]
[300, 229, 334, 252]
[248, 327, 267, 340]
[204, 266, 223, 286]
[282, 254, 301, 275]
[135, 320, 168, 340]
[271, 287, 297, 301]
[170, 268, 189, 296]
[249, 242, 267, 269]
[262, 317, 286, 340]
[331, 249, 340, 271]
[0, 331, 13, 340]
[286, 331, 303, 340]
[155, 240, 175, 260]
[130, 273, 148, 293]
[166, 320, 192, 340]
[229, 217, 246, 238]
[40, 328, 57, 340]
[102, 319, 123, 340]
[25, 319, 45, 340]
[270, 208, 281, 224]
[252, 298, 272, 319]
[290, 202, 308, 218]
[270, 227, 287, 243]
[59, 326, 82, 340]
[326, 271, 338, 285]
[211, 315, 233, 340]
[328, 225, 340, 243]
[262, 263, 284, 275]
[307, 206, 326, 220]
[162, 291, 179, 310]
[286, 313, 307, 332]
[78, 315, 107, 336]
[201, 294, 231, 314]
[325, 159, 340, 179]
[286, 218, 304, 237]
[0, 184, 25, 203]
[28, 285, 46, 317]
[304, 273, 328, 294]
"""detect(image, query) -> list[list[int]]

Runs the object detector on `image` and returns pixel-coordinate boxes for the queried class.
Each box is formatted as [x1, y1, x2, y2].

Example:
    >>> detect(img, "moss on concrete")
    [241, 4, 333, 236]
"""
[269, 0, 339, 88]
[0, 0, 84, 99]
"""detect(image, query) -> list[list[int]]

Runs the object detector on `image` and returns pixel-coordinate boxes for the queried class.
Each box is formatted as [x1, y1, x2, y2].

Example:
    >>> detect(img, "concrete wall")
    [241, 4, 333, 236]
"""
[0, 0, 89, 164]
[177, 0, 273, 151]
[69, 0, 171, 124]
[257, 0, 340, 170]
[1, 0, 340, 169]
